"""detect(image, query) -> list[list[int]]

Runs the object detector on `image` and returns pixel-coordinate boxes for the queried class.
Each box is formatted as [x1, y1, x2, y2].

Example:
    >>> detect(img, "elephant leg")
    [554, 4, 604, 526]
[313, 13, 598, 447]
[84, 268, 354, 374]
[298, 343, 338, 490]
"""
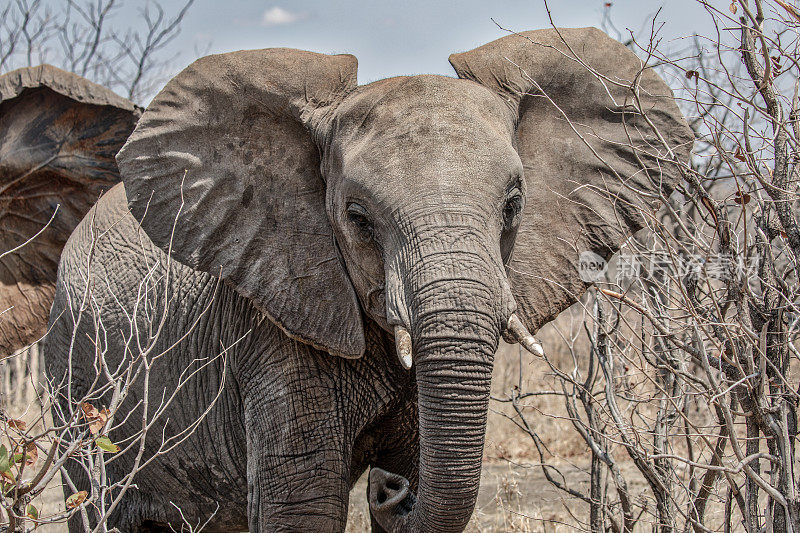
[245, 413, 351, 531]
[367, 400, 419, 533]
[241, 349, 353, 531]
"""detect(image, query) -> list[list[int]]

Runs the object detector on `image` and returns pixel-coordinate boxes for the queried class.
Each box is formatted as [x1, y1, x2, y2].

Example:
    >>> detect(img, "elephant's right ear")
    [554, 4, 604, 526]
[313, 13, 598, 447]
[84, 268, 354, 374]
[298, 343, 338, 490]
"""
[1, 65, 139, 355]
[116, 49, 366, 358]
[450, 28, 694, 333]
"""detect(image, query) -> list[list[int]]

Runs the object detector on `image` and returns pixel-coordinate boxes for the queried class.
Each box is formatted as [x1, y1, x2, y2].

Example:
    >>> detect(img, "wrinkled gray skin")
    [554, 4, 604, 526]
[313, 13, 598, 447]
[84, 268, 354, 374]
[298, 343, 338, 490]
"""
[41, 28, 693, 532]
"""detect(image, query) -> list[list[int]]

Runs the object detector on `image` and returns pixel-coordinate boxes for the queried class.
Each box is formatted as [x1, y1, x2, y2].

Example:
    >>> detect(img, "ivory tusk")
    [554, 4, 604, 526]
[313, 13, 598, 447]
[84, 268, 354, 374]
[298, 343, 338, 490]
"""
[394, 325, 413, 370]
[503, 314, 545, 357]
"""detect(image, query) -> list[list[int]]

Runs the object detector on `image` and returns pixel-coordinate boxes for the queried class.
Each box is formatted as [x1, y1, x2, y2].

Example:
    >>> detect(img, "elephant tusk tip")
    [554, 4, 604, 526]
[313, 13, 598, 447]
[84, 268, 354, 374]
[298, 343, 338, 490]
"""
[523, 337, 545, 357]
[506, 313, 545, 357]
[394, 325, 413, 370]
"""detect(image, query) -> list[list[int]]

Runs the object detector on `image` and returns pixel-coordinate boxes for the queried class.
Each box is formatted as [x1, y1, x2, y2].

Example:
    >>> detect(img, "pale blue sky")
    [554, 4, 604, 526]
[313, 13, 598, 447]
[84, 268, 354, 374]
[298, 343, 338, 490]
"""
[135, 0, 717, 85]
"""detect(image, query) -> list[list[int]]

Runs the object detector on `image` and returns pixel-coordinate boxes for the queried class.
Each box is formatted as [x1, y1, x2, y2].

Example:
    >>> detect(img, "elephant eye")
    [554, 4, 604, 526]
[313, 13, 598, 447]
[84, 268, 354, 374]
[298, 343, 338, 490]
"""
[503, 192, 523, 229]
[346, 202, 374, 242]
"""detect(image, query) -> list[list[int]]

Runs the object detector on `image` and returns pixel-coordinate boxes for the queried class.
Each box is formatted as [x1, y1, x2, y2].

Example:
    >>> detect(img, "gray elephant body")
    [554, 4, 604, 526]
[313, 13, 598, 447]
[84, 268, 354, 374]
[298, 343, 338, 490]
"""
[47, 183, 417, 531]
[35, 28, 693, 533]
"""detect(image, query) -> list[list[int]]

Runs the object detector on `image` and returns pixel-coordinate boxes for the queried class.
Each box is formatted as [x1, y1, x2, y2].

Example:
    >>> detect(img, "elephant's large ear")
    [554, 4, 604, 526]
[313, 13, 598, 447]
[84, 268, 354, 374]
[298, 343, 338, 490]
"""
[0, 65, 139, 355]
[116, 49, 365, 358]
[450, 28, 693, 332]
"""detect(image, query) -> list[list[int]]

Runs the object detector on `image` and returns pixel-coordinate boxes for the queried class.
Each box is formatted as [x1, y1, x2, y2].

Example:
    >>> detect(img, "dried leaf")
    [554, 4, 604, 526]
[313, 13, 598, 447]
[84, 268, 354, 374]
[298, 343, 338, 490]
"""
[95, 436, 120, 453]
[685, 69, 699, 81]
[734, 146, 747, 162]
[66, 490, 88, 509]
[604, 2, 612, 6]
[82, 403, 109, 435]
[81, 403, 99, 419]
[733, 191, 752, 204]
[729, 1, 738, 14]
[25, 442, 38, 466]
[89, 417, 106, 435]
[7, 419, 26, 431]
[772, 55, 783, 74]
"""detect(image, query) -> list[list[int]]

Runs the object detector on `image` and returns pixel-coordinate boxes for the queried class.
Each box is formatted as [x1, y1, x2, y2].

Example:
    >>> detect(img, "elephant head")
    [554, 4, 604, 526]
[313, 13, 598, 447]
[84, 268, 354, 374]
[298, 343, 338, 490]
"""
[116, 28, 692, 532]
[0, 65, 139, 356]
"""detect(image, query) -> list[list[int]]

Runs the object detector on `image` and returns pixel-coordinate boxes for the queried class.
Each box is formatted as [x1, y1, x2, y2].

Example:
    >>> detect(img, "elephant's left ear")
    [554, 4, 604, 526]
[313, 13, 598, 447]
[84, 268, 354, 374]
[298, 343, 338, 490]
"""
[117, 49, 366, 359]
[450, 28, 694, 332]
[0, 65, 139, 355]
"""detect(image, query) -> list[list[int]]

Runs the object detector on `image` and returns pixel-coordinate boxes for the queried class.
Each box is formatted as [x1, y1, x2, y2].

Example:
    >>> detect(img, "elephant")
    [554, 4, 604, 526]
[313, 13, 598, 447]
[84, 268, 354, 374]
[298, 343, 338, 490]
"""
[30, 27, 692, 532]
[0, 65, 139, 355]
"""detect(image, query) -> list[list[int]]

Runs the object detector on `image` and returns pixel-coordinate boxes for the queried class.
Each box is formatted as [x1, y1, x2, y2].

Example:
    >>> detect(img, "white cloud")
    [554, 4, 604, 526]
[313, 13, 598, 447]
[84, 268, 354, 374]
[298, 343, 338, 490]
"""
[261, 6, 303, 27]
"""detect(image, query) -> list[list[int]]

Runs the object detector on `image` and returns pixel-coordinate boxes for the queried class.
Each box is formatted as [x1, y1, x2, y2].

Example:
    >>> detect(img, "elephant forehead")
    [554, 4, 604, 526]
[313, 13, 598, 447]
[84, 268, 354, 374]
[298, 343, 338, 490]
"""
[333, 75, 520, 185]
[336, 75, 513, 141]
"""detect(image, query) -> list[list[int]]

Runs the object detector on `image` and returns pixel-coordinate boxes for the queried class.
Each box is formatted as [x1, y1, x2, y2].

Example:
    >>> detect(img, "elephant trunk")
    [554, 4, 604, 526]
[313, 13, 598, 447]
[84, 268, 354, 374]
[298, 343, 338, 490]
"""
[370, 227, 509, 532]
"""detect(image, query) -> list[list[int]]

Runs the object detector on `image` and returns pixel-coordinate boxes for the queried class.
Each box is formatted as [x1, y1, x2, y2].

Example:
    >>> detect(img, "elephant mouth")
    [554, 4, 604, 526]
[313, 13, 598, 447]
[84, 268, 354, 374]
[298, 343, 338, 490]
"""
[389, 312, 541, 371]
[366, 285, 390, 326]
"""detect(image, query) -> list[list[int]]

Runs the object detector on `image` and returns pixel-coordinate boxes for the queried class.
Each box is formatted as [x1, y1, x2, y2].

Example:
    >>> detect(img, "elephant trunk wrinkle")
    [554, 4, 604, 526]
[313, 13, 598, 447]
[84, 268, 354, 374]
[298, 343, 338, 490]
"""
[374, 280, 501, 532]
[411, 321, 496, 533]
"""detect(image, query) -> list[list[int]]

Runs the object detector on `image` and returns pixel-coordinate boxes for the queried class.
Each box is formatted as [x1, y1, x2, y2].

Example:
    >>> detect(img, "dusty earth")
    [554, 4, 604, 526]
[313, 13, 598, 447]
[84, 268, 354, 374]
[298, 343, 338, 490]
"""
[29, 459, 593, 532]
[344, 460, 595, 533]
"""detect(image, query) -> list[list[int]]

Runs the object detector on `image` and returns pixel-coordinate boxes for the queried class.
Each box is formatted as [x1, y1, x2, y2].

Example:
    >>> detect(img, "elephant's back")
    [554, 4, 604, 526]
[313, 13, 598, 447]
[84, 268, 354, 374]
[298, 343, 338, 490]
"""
[58, 181, 180, 288]
[56, 182, 212, 304]
[46, 182, 219, 371]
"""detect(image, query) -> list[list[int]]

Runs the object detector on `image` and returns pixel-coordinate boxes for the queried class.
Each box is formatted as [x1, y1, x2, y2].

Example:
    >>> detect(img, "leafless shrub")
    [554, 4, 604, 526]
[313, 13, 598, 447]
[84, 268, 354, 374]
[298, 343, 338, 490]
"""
[0, 0, 196, 103]
[0, 196, 233, 532]
[497, 1, 800, 531]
